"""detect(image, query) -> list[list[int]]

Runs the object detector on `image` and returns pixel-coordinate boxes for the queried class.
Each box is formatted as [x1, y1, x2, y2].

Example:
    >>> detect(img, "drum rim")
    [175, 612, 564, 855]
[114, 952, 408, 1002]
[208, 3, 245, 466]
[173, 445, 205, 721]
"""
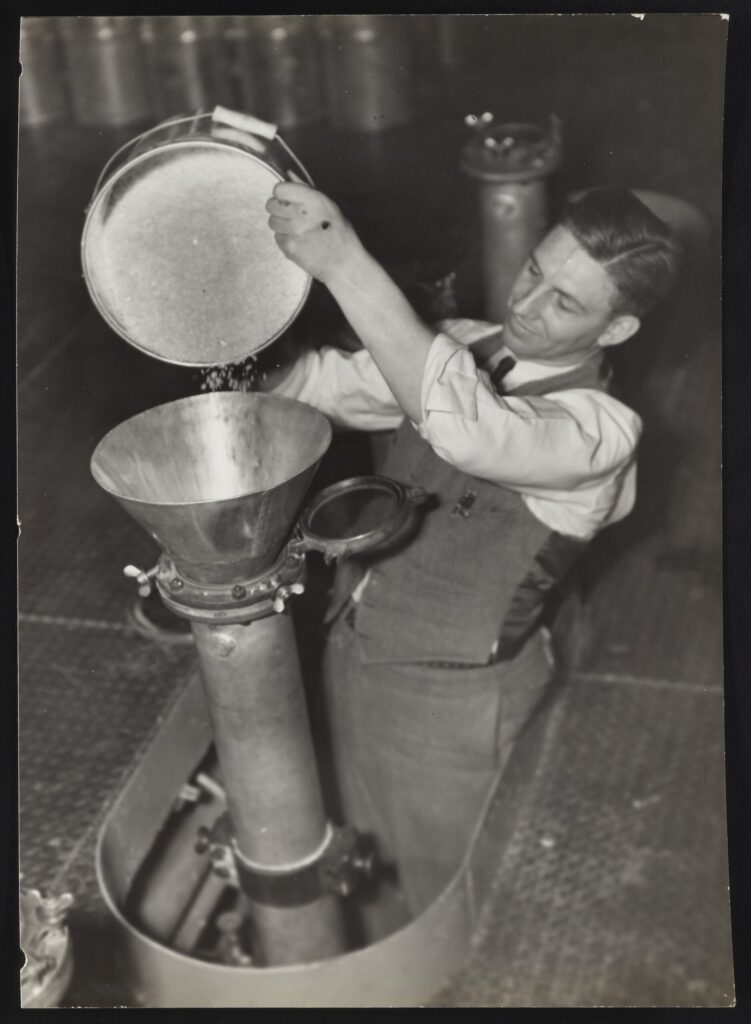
[81, 138, 312, 368]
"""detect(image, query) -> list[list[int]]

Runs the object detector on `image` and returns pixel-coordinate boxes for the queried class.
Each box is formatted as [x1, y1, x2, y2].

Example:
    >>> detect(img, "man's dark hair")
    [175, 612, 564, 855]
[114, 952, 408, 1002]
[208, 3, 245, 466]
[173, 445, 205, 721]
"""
[559, 188, 681, 317]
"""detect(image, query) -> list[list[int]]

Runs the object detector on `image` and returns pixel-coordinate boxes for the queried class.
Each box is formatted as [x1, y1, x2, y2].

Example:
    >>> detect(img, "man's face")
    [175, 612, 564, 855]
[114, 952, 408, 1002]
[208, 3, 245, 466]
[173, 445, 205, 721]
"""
[503, 226, 623, 364]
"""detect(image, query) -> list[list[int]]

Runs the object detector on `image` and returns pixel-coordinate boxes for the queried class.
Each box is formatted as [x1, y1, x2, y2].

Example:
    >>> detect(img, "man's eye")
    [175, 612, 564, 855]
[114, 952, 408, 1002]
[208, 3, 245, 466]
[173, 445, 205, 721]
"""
[556, 294, 576, 313]
[528, 261, 541, 277]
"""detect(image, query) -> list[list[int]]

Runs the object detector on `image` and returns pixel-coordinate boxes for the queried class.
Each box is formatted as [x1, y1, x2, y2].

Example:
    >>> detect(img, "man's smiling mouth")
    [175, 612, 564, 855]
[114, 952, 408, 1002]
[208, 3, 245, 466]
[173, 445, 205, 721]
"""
[509, 311, 540, 338]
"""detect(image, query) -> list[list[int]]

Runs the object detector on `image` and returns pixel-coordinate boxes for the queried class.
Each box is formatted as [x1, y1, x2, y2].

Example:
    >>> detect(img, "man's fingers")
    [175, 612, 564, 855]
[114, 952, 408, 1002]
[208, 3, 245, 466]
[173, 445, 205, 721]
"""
[265, 197, 295, 218]
[268, 215, 301, 234]
[273, 181, 315, 204]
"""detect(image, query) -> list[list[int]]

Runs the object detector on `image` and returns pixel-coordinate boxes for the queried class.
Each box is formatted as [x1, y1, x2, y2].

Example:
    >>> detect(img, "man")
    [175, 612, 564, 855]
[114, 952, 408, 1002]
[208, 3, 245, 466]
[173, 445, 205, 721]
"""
[264, 185, 679, 926]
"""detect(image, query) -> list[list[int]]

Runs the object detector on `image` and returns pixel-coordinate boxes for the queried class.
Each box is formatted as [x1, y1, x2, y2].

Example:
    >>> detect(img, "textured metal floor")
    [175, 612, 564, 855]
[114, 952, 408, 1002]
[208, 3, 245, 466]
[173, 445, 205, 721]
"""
[431, 677, 731, 1007]
[18, 621, 194, 895]
[16, 17, 731, 1008]
[18, 621, 195, 1007]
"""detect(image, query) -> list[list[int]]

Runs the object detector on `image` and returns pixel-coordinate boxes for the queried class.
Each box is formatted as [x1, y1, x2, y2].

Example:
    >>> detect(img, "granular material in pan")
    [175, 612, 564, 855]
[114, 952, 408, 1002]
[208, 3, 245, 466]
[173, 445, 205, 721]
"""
[84, 146, 310, 365]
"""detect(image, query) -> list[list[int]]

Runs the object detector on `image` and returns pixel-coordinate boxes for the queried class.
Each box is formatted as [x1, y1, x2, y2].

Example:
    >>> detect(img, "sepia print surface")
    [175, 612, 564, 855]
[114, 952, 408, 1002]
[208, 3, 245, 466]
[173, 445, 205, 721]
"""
[17, 12, 732, 1008]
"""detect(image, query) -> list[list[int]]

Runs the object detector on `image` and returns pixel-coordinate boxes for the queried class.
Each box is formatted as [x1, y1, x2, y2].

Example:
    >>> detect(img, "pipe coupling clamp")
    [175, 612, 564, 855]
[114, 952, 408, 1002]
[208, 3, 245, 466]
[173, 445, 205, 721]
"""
[232, 825, 378, 908]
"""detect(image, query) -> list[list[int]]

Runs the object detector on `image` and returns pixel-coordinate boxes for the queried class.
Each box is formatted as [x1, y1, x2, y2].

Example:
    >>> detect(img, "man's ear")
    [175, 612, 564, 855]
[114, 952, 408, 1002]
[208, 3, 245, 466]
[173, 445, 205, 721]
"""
[597, 314, 641, 349]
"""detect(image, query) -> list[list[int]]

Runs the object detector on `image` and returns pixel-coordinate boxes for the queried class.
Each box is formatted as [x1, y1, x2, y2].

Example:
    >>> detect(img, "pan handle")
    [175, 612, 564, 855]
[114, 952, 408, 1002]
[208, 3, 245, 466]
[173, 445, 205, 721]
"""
[211, 105, 278, 140]
[87, 107, 314, 211]
[212, 107, 314, 186]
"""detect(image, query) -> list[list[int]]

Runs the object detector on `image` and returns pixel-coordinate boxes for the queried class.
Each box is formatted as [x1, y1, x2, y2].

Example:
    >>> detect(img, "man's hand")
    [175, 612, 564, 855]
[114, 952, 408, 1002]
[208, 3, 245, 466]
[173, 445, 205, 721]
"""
[266, 182, 361, 285]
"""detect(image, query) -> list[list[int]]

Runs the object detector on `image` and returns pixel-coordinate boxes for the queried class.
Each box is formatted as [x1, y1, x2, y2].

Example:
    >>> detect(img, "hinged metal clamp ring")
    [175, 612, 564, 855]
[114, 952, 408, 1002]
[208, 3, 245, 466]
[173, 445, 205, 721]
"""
[231, 825, 378, 908]
[154, 544, 306, 624]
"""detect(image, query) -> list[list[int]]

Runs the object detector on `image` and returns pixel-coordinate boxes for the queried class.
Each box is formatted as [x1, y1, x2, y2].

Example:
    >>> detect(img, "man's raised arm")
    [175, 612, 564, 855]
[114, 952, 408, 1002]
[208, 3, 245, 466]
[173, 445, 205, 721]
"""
[266, 181, 435, 424]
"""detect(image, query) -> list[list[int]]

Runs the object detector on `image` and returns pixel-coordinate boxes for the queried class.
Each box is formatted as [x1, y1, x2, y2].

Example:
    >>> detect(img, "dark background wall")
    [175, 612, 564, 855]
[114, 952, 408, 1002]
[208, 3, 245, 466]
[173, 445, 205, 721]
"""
[18, 14, 726, 375]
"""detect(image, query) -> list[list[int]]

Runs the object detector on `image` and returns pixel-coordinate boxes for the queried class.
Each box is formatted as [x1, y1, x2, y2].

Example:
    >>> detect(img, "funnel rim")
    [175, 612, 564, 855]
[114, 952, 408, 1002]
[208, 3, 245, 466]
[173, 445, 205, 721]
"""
[90, 391, 333, 508]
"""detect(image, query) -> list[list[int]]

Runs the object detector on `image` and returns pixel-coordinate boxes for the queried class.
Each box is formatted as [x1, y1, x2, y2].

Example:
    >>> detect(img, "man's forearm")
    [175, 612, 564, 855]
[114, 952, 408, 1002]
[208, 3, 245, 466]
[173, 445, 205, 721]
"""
[323, 244, 435, 423]
[267, 181, 435, 422]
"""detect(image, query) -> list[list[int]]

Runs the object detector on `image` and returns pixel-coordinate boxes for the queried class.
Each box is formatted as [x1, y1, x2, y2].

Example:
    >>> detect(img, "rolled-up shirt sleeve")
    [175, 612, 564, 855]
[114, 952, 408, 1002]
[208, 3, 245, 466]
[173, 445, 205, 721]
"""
[272, 346, 405, 432]
[418, 332, 643, 496]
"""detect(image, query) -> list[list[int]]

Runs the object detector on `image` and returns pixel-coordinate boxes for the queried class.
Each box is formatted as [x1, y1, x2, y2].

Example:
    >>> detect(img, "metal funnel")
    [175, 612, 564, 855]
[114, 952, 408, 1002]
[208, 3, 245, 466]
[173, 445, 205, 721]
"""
[91, 392, 332, 583]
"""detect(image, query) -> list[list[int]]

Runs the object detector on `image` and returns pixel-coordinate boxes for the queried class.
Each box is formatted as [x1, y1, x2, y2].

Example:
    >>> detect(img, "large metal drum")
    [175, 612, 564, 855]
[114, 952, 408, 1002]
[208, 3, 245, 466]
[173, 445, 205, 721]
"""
[317, 15, 415, 133]
[81, 108, 313, 366]
[231, 15, 324, 131]
[140, 16, 234, 120]
[19, 18, 71, 128]
[58, 16, 153, 127]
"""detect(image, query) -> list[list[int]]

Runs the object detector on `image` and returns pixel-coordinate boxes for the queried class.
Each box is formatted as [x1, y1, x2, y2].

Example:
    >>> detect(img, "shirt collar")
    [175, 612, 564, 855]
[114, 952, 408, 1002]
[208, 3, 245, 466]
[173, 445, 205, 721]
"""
[436, 318, 595, 388]
[491, 328, 593, 388]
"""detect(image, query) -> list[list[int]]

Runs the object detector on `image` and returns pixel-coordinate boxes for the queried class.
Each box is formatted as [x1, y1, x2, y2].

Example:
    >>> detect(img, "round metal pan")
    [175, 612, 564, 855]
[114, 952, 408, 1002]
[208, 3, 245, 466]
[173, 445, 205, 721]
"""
[82, 108, 313, 367]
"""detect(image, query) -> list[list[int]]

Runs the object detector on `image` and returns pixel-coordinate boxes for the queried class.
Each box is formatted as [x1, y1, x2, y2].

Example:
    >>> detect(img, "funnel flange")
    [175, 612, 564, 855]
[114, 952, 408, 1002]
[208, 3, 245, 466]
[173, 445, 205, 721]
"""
[155, 545, 305, 624]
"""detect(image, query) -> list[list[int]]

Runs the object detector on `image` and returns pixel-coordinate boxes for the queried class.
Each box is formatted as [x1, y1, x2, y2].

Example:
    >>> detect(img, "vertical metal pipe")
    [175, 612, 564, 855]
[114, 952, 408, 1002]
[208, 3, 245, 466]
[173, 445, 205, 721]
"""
[124, 797, 222, 944]
[191, 611, 346, 965]
[170, 871, 228, 955]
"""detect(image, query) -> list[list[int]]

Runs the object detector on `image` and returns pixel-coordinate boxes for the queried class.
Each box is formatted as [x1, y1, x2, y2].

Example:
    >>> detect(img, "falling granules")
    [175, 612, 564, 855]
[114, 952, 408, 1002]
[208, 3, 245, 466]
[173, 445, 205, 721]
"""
[199, 355, 260, 393]
[84, 145, 309, 365]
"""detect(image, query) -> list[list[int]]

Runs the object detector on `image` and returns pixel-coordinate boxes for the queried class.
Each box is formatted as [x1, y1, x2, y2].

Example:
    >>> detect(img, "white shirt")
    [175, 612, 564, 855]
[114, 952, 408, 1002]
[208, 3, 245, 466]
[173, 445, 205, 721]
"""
[271, 318, 642, 541]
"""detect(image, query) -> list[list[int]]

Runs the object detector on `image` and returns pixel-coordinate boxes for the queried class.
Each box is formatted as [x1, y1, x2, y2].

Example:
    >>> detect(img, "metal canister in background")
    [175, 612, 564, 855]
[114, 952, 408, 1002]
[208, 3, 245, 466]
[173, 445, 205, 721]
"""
[230, 16, 323, 131]
[223, 16, 256, 114]
[58, 16, 152, 127]
[317, 15, 415, 133]
[140, 16, 234, 120]
[19, 18, 70, 128]
[435, 14, 465, 68]
[462, 115, 562, 321]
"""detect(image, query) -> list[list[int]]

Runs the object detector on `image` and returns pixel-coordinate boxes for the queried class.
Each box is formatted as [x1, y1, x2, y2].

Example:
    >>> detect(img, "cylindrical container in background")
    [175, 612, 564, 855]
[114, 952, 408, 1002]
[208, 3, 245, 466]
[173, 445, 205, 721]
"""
[231, 15, 323, 130]
[462, 117, 562, 321]
[435, 14, 465, 68]
[19, 18, 71, 128]
[58, 16, 152, 127]
[140, 16, 234, 120]
[223, 15, 256, 113]
[317, 14, 416, 133]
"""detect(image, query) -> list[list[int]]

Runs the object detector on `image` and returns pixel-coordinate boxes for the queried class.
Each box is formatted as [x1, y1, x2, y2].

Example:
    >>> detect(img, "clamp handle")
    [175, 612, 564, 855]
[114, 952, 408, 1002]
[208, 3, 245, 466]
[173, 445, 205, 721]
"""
[272, 582, 305, 614]
[123, 563, 159, 598]
[465, 111, 494, 131]
[212, 105, 277, 140]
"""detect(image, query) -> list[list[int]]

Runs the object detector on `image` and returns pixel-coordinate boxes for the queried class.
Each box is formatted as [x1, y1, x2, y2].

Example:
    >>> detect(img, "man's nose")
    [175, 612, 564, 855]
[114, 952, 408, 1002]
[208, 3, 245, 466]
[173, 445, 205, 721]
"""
[513, 282, 546, 317]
